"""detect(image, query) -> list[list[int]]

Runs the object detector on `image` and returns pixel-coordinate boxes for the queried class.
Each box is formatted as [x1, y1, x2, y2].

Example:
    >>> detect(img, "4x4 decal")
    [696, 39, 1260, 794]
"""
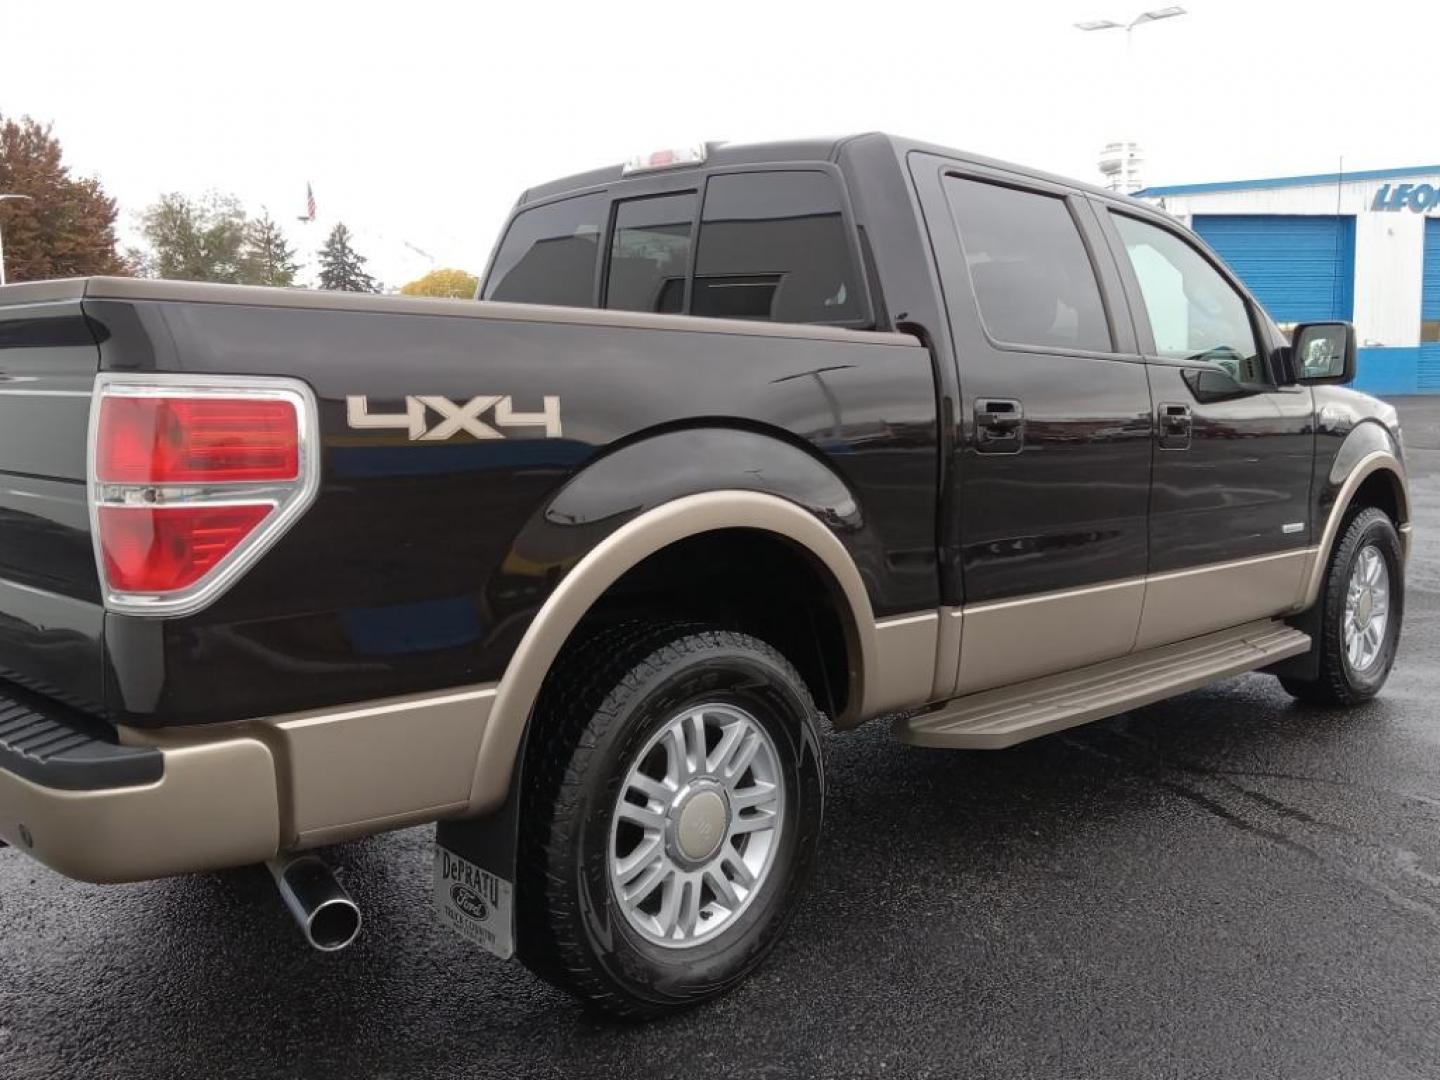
[346, 395, 562, 441]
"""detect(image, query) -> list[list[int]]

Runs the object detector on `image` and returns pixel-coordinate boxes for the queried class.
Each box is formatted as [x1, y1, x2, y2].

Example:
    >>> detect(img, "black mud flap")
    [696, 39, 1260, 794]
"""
[433, 764, 523, 962]
[1263, 601, 1323, 681]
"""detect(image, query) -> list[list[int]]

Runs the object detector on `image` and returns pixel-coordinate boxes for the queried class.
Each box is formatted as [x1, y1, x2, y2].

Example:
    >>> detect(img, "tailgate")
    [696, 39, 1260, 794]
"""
[0, 282, 103, 712]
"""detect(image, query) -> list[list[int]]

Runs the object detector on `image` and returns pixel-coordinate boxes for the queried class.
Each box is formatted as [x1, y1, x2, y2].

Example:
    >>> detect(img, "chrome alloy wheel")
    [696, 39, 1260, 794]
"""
[1344, 543, 1391, 674]
[608, 703, 785, 948]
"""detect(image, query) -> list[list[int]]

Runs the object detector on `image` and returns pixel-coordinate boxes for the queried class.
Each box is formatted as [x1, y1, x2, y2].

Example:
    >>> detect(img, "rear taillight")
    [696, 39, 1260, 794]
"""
[89, 376, 318, 615]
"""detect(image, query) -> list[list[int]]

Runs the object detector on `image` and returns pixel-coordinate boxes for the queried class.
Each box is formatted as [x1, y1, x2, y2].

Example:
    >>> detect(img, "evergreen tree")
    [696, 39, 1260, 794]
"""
[316, 222, 378, 293]
[240, 211, 300, 287]
[138, 192, 248, 282]
[0, 113, 125, 282]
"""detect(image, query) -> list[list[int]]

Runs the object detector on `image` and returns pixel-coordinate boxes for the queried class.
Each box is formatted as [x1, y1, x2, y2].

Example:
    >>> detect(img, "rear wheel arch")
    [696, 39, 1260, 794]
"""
[467, 491, 877, 815]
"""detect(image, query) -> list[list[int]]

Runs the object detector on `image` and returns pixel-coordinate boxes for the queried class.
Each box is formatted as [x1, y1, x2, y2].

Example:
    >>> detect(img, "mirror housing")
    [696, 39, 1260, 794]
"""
[1285, 321, 1357, 385]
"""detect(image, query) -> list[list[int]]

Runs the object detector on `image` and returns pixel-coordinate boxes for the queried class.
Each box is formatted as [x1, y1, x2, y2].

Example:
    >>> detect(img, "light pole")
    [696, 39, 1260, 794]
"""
[1075, 6, 1188, 193]
[0, 193, 36, 287]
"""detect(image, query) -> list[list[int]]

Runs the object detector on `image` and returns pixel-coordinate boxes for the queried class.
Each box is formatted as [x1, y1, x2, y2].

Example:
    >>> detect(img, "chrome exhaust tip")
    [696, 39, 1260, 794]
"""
[267, 855, 362, 952]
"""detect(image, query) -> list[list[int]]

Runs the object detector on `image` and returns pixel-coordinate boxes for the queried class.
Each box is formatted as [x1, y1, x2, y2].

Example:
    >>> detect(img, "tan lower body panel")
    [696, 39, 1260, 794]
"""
[931, 607, 964, 701]
[64, 683, 502, 881]
[955, 578, 1145, 696]
[864, 611, 940, 720]
[898, 619, 1310, 750]
[1135, 548, 1312, 651]
[263, 686, 495, 848]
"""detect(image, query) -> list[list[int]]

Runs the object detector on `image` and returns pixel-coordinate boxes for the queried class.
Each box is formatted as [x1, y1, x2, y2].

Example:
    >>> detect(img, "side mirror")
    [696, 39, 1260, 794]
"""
[1289, 321, 1356, 384]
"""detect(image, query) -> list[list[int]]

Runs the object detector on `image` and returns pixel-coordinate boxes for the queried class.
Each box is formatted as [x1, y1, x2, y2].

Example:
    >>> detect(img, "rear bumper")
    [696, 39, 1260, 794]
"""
[0, 682, 498, 884]
[0, 689, 279, 883]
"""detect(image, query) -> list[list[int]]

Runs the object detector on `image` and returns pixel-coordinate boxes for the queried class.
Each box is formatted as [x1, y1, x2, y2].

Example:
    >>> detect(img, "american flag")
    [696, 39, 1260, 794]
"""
[299, 182, 316, 223]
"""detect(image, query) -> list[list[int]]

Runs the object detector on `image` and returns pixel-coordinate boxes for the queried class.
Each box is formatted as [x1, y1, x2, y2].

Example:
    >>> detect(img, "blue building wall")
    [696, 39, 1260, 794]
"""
[1355, 347, 1422, 396]
[1352, 217, 1439, 397]
[1422, 220, 1440, 393]
[1193, 215, 1356, 323]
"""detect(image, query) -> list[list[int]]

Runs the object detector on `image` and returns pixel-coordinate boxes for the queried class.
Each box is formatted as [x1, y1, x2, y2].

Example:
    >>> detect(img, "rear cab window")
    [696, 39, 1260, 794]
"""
[483, 169, 869, 328]
[484, 193, 607, 306]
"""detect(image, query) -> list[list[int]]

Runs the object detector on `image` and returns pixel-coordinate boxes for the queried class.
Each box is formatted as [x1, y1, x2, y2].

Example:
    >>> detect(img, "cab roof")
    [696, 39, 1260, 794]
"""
[518, 132, 1132, 207]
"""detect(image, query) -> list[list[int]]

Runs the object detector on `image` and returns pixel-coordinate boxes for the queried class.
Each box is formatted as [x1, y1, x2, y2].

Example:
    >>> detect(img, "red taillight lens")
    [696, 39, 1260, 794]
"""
[96, 396, 299, 484]
[98, 505, 273, 593]
[91, 381, 313, 609]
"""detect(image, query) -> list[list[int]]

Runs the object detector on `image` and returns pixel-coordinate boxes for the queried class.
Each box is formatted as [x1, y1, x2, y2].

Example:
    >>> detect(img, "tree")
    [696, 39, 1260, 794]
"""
[316, 222, 378, 293]
[0, 113, 125, 282]
[240, 211, 300, 287]
[137, 192, 248, 282]
[399, 267, 479, 299]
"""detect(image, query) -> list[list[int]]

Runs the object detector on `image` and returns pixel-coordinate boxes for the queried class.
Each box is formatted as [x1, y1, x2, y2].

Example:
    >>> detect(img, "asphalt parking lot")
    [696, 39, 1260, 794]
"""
[3, 399, 1439, 1080]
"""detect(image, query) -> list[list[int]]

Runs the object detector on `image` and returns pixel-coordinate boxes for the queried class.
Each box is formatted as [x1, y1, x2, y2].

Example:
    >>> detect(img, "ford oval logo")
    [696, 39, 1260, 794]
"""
[451, 882, 489, 921]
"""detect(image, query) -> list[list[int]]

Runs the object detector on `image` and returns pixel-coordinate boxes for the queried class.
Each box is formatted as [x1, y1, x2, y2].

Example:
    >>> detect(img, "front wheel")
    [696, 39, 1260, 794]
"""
[1280, 507, 1404, 706]
[516, 623, 824, 1017]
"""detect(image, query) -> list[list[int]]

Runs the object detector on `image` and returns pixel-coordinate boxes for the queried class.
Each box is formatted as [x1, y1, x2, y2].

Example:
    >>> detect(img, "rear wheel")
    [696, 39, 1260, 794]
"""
[516, 622, 824, 1017]
[1280, 507, 1403, 706]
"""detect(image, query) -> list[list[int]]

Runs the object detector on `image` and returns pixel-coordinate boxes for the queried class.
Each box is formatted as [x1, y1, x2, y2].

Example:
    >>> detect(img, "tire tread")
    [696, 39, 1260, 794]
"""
[1280, 506, 1402, 706]
[516, 621, 816, 1018]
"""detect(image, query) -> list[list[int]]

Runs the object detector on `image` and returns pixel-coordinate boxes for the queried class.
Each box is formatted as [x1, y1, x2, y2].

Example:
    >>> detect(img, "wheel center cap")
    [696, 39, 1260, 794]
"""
[1357, 590, 1374, 626]
[674, 789, 728, 862]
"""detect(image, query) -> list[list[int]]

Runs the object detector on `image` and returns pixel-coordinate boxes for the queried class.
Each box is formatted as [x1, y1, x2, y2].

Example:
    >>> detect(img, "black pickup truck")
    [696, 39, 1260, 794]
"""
[0, 133, 1409, 1016]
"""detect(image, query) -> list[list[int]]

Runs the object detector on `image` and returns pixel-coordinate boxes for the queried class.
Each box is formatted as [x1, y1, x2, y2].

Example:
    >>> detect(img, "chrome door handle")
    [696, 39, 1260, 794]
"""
[1158, 402, 1191, 449]
[975, 398, 1024, 453]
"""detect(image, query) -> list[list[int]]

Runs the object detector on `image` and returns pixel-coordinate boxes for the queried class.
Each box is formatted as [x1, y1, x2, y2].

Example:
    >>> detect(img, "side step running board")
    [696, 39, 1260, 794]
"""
[895, 619, 1310, 750]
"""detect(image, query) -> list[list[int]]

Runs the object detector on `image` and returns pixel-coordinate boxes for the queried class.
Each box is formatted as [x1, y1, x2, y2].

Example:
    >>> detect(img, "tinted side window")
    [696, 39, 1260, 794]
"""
[943, 177, 1112, 353]
[605, 193, 696, 314]
[1111, 213, 1261, 375]
[693, 172, 862, 324]
[484, 193, 606, 307]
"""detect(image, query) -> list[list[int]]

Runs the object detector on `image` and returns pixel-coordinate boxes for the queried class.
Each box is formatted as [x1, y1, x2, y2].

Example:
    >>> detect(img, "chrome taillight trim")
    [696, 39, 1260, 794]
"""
[87, 373, 321, 617]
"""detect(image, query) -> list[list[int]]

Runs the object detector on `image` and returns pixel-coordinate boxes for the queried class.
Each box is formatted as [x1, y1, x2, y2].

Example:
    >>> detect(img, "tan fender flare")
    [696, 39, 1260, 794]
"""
[1294, 450, 1410, 613]
[466, 490, 889, 814]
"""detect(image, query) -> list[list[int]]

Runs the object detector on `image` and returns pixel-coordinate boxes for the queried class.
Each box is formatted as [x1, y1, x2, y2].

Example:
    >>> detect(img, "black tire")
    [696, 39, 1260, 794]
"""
[1280, 506, 1404, 706]
[516, 622, 825, 1018]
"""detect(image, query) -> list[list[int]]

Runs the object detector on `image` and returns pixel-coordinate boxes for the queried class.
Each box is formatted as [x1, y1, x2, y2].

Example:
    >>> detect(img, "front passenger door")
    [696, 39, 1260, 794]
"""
[911, 158, 1155, 697]
[1100, 207, 1315, 649]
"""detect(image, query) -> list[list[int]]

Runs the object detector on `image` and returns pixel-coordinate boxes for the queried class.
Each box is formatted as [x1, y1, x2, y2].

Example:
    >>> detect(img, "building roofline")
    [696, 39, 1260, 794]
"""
[1138, 164, 1440, 198]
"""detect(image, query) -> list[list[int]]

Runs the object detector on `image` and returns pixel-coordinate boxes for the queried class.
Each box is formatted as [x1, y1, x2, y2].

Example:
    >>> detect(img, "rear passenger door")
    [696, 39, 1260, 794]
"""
[911, 156, 1153, 696]
[1096, 206, 1314, 649]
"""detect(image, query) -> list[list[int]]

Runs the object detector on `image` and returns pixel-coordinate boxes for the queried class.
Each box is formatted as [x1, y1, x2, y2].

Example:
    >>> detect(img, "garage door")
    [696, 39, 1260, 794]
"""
[1422, 217, 1440, 391]
[1191, 215, 1355, 324]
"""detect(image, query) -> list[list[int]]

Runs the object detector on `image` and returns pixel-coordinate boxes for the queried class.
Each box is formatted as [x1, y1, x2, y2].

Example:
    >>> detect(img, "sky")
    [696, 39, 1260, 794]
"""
[2, 0, 1432, 288]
